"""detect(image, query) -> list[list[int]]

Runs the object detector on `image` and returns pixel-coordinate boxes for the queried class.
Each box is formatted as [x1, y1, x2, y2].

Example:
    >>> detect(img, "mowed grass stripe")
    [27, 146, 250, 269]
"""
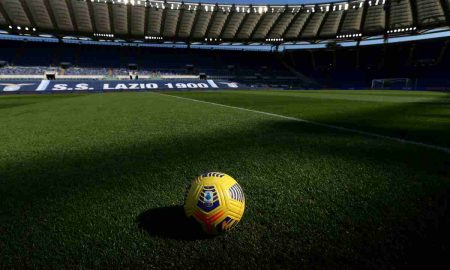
[158, 92, 450, 154]
[221, 90, 450, 103]
[167, 90, 450, 148]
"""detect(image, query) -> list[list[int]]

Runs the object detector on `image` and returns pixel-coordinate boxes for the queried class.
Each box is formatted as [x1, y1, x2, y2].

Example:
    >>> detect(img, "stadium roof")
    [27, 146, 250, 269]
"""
[0, 0, 449, 45]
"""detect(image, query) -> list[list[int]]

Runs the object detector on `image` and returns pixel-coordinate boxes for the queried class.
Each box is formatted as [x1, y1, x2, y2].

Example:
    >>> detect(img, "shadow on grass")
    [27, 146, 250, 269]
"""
[136, 206, 212, 241]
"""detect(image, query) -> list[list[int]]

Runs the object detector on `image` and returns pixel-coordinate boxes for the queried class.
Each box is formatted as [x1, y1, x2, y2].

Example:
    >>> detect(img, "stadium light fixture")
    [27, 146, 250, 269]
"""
[145, 36, 163, 40]
[336, 33, 362, 39]
[94, 33, 115, 38]
[266, 38, 284, 42]
[387, 27, 417, 34]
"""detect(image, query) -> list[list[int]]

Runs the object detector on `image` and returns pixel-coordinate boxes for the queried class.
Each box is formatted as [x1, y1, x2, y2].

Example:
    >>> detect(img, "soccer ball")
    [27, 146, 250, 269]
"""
[184, 172, 245, 234]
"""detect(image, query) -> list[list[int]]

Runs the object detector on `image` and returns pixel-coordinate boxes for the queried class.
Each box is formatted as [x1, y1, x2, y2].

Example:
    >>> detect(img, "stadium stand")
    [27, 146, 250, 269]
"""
[283, 37, 450, 90]
[0, 39, 298, 86]
[2, 35, 450, 90]
[1, 0, 450, 90]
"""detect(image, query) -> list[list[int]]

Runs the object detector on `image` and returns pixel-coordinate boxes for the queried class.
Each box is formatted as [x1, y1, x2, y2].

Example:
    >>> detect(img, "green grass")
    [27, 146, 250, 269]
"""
[0, 90, 449, 269]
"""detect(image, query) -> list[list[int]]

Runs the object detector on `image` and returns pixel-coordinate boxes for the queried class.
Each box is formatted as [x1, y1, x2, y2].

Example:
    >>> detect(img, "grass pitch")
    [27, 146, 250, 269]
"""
[0, 90, 449, 269]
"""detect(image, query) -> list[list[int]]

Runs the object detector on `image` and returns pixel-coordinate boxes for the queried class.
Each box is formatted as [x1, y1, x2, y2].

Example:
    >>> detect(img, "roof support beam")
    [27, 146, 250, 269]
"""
[336, 9, 347, 35]
[188, 4, 201, 40]
[205, 5, 219, 37]
[107, 2, 115, 34]
[86, 0, 97, 34]
[267, 6, 288, 37]
[174, 4, 185, 40]
[439, 0, 450, 24]
[296, 9, 315, 40]
[281, 8, 304, 38]
[409, 0, 419, 27]
[0, 1, 13, 26]
[43, 0, 59, 31]
[219, 7, 235, 40]
[359, 2, 368, 36]
[385, 0, 391, 32]
[234, 8, 252, 39]
[317, 7, 332, 40]
[160, 4, 168, 36]
[144, 6, 150, 36]
[127, 3, 132, 36]
[64, 0, 78, 32]
[250, 12, 268, 40]
[18, 0, 36, 27]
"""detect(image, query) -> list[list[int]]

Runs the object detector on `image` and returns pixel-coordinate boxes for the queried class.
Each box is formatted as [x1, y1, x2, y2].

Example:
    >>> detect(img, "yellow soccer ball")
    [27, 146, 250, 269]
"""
[184, 172, 246, 235]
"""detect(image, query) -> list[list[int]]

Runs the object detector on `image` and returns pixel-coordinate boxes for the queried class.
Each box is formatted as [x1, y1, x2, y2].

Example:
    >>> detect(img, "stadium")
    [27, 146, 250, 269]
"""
[0, 0, 450, 268]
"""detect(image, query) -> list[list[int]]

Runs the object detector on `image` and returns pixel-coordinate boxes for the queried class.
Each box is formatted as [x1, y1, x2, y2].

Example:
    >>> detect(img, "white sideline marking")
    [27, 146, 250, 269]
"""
[157, 93, 450, 154]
